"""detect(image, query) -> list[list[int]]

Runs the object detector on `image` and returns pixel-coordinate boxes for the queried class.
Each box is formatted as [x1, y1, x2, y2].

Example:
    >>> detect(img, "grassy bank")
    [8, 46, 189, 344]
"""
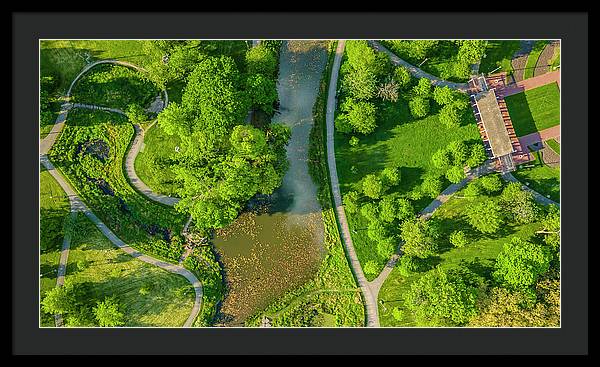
[479, 40, 521, 75]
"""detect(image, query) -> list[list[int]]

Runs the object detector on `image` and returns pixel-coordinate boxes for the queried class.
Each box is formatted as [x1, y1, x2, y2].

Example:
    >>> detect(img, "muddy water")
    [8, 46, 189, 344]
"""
[213, 41, 329, 326]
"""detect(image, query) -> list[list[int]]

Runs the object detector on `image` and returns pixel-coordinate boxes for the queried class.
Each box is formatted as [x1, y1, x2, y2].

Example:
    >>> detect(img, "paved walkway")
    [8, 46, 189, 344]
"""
[369, 41, 470, 92]
[325, 40, 380, 327]
[124, 123, 181, 206]
[519, 125, 561, 150]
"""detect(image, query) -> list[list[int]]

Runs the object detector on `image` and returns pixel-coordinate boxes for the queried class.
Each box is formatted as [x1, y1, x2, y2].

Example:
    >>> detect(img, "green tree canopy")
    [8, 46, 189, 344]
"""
[493, 237, 552, 290]
[404, 266, 480, 326]
[93, 297, 125, 327]
[400, 218, 438, 258]
[466, 199, 504, 234]
[362, 173, 385, 199]
[245, 44, 278, 76]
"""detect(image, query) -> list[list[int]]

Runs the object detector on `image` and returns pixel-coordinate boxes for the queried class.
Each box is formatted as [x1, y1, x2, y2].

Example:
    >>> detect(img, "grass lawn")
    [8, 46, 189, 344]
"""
[41, 40, 161, 96]
[505, 82, 560, 136]
[335, 98, 480, 279]
[40, 166, 71, 326]
[513, 158, 560, 203]
[524, 41, 550, 79]
[479, 40, 521, 75]
[56, 213, 195, 327]
[134, 123, 182, 197]
[377, 183, 544, 326]
[546, 139, 560, 155]
[70, 64, 160, 110]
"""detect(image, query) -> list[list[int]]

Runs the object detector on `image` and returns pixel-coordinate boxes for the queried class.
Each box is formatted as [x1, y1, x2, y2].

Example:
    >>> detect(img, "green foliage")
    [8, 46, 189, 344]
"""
[392, 307, 405, 321]
[438, 103, 462, 128]
[245, 73, 278, 114]
[433, 86, 459, 106]
[245, 44, 278, 77]
[184, 246, 224, 326]
[393, 66, 412, 88]
[500, 182, 541, 225]
[343, 190, 361, 214]
[362, 173, 384, 199]
[413, 78, 432, 98]
[381, 166, 401, 188]
[466, 199, 504, 234]
[342, 40, 388, 101]
[364, 260, 379, 275]
[540, 205, 560, 253]
[449, 230, 468, 248]
[431, 148, 452, 169]
[470, 282, 559, 327]
[462, 180, 482, 197]
[349, 136, 360, 147]
[125, 103, 149, 124]
[367, 219, 390, 243]
[377, 238, 396, 258]
[339, 99, 378, 135]
[447, 140, 469, 166]
[466, 143, 488, 168]
[72, 64, 160, 111]
[404, 266, 479, 326]
[480, 174, 503, 193]
[48, 109, 186, 260]
[398, 255, 420, 276]
[360, 202, 379, 222]
[93, 296, 125, 327]
[445, 165, 466, 184]
[421, 174, 443, 199]
[400, 218, 438, 259]
[493, 237, 552, 290]
[408, 96, 430, 118]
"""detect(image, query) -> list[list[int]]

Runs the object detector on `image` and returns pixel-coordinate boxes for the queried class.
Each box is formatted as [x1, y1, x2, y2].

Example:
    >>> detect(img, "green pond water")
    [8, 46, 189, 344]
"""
[213, 41, 329, 326]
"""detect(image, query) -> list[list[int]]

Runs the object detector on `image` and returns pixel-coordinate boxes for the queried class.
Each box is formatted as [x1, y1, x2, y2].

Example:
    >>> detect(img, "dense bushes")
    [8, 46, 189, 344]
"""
[48, 109, 186, 261]
[184, 246, 225, 326]
[71, 64, 160, 111]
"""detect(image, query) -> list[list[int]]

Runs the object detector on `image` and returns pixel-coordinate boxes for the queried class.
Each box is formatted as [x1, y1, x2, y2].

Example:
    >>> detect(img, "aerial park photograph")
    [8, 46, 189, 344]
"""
[38, 38, 562, 329]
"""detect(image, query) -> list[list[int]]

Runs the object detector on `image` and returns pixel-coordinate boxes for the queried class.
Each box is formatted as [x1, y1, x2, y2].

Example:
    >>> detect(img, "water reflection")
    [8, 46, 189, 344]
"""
[213, 41, 329, 326]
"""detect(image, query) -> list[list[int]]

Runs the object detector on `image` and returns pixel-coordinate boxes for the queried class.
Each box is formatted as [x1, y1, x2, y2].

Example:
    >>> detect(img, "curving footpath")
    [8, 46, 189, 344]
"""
[326, 40, 380, 327]
[369, 41, 470, 93]
[41, 62, 202, 327]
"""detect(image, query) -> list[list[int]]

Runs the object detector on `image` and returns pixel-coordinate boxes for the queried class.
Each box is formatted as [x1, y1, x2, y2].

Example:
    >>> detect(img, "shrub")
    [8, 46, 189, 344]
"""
[438, 104, 462, 128]
[349, 136, 360, 147]
[362, 174, 384, 199]
[393, 66, 411, 89]
[398, 255, 420, 276]
[377, 238, 396, 258]
[421, 174, 443, 199]
[446, 165, 466, 184]
[409, 96, 430, 118]
[467, 199, 504, 234]
[392, 307, 405, 321]
[449, 230, 468, 248]
[463, 180, 482, 197]
[466, 143, 488, 168]
[380, 166, 401, 188]
[480, 174, 503, 193]
[364, 260, 379, 276]
[360, 202, 379, 222]
[343, 191, 361, 214]
[432, 148, 451, 169]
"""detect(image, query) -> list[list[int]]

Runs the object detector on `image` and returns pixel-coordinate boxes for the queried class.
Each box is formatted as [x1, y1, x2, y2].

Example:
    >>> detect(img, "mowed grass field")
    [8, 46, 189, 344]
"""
[61, 213, 195, 327]
[377, 183, 544, 326]
[513, 154, 560, 203]
[134, 123, 182, 197]
[479, 40, 521, 75]
[40, 166, 71, 326]
[505, 82, 560, 137]
[335, 98, 480, 279]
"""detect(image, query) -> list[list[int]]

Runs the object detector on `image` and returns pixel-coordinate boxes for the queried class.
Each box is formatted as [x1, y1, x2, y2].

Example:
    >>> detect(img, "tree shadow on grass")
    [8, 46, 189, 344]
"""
[505, 92, 536, 136]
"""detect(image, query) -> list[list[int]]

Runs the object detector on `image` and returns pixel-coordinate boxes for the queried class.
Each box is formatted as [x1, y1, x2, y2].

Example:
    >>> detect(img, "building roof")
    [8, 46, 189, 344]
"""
[475, 89, 514, 157]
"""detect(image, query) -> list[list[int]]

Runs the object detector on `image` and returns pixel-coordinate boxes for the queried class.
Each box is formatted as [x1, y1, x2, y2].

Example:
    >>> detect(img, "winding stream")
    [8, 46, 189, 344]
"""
[213, 41, 329, 326]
